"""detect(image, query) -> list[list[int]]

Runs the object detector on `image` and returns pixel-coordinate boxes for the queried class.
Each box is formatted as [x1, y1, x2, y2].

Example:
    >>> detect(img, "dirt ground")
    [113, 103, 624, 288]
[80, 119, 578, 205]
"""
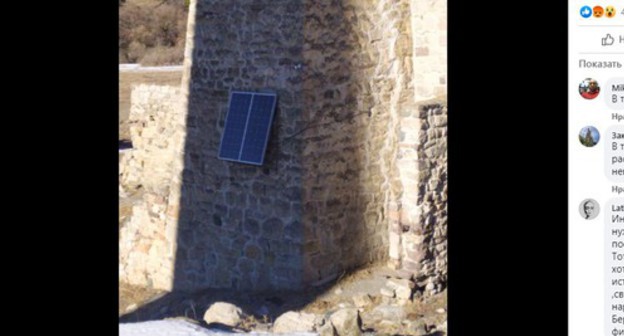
[119, 262, 447, 334]
[119, 69, 183, 141]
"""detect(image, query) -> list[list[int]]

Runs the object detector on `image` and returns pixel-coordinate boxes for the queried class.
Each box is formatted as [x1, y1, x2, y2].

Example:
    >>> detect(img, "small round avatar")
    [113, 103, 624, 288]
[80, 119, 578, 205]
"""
[579, 199, 599, 220]
[593, 6, 604, 18]
[605, 6, 616, 18]
[578, 126, 600, 147]
[579, 78, 600, 99]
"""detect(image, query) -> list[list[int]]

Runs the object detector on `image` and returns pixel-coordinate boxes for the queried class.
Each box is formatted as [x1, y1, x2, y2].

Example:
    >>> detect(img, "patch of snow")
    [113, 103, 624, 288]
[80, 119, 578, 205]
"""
[119, 64, 184, 72]
[120, 320, 318, 336]
[119, 64, 141, 70]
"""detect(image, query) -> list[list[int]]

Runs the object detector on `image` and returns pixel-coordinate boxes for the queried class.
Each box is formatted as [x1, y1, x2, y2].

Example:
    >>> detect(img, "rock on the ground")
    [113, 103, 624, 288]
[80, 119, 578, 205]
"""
[386, 278, 415, 300]
[380, 287, 395, 298]
[368, 304, 407, 323]
[436, 307, 446, 314]
[314, 315, 326, 328]
[376, 320, 401, 335]
[273, 311, 317, 333]
[403, 320, 428, 336]
[203, 302, 245, 327]
[318, 321, 337, 336]
[125, 303, 138, 313]
[329, 308, 362, 336]
[395, 286, 412, 300]
[386, 278, 415, 290]
[352, 294, 373, 308]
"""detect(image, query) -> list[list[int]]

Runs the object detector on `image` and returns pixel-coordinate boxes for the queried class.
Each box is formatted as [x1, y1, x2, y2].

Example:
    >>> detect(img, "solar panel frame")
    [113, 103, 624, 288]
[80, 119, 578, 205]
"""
[218, 90, 277, 166]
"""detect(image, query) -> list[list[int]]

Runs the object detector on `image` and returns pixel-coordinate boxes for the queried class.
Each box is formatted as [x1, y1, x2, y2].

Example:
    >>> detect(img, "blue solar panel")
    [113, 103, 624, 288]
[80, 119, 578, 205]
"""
[218, 91, 277, 165]
[218, 93, 252, 160]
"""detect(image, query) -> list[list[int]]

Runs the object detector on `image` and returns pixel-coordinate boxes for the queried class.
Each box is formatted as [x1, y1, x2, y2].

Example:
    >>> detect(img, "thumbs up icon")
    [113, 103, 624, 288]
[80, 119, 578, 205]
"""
[602, 34, 615, 46]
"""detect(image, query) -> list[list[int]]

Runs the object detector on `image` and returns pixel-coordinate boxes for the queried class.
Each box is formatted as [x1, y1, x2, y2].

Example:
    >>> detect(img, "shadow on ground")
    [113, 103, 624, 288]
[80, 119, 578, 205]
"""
[119, 281, 334, 325]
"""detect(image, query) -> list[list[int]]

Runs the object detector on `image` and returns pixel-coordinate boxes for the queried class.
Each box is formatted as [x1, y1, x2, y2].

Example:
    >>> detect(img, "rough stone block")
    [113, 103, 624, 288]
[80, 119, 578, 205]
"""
[203, 302, 245, 327]
[352, 293, 373, 308]
[329, 308, 361, 336]
[273, 311, 317, 333]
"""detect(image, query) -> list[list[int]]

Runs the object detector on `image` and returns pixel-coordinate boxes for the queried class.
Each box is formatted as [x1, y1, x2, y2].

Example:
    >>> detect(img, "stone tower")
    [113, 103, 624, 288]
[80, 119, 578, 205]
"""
[119, 0, 447, 294]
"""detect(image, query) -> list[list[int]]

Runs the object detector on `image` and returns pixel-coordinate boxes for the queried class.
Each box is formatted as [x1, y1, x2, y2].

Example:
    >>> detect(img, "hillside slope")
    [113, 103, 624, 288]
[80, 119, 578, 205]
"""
[119, 0, 188, 65]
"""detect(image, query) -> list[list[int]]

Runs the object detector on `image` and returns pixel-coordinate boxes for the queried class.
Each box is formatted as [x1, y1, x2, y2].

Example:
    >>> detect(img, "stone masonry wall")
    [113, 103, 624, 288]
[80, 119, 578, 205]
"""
[119, 85, 182, 194]
[418, 101, 448, 295]
[301, 0, 413, 285]
[410, 0, 447, 100]
[399, 0, 447, 296]
[165, 0, 306, 291]
[119, 85, 182, 290]
[393, 99, 447, 296]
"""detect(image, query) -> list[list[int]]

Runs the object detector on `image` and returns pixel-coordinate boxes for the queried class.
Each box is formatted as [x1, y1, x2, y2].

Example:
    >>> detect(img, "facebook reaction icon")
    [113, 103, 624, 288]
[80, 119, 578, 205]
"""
[580, 6, 592, 18]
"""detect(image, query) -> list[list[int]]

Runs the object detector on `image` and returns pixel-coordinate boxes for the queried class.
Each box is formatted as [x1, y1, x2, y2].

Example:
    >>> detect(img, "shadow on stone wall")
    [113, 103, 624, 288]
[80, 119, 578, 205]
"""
[300, 0, 385, 285]
[121, 0, 405, 323]
[171, 0, 309, 292]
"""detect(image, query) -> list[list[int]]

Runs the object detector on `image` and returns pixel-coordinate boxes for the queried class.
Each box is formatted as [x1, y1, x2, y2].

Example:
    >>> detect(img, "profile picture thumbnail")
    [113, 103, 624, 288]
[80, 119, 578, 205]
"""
[579, 126, 600, 147]
[579, 78, 600, 99]
[579, 198, 599, 220]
